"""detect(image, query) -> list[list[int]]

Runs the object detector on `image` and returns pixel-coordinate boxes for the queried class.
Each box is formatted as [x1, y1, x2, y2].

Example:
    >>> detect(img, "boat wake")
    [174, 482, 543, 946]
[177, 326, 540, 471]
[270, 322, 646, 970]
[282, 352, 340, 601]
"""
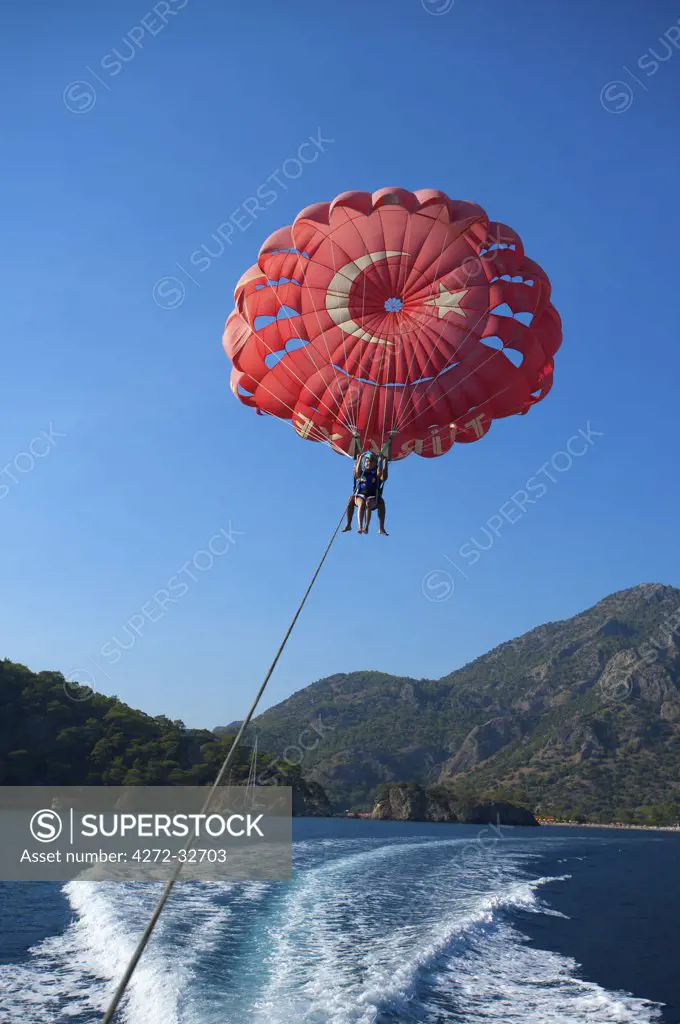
[0, 835, 664, 1023]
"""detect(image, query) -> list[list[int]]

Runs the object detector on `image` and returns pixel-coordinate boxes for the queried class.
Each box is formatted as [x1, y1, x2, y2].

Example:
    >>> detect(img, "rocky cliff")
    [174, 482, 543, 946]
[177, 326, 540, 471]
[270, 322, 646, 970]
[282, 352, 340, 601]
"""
[234, 584, 680, 822]
[371, 783, 538, 826]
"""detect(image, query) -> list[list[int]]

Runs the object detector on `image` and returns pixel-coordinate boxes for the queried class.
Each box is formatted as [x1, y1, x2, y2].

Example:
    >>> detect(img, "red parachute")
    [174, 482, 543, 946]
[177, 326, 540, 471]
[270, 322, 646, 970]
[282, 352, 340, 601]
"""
[222, 188, 562, 460]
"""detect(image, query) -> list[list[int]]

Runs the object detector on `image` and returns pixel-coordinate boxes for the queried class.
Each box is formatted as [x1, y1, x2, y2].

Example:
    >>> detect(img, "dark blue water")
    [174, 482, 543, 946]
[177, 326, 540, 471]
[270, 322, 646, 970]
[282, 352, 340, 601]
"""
[0, 820, 676, 1023]
[517, 826, 680, 1023]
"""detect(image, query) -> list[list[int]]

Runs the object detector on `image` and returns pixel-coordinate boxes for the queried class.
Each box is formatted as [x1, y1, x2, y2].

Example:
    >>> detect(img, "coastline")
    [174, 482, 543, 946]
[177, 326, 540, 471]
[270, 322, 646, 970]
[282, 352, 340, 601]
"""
[537, 819, 680, 833]
[338, 814, 680, 832]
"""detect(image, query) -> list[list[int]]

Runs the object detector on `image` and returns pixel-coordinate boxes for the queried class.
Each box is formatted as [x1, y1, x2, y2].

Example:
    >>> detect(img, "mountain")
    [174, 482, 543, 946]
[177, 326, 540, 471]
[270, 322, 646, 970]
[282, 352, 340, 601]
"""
[238, 584, 680, 823]
[214, 721, 243, 736]
[0, 660, 331, 816]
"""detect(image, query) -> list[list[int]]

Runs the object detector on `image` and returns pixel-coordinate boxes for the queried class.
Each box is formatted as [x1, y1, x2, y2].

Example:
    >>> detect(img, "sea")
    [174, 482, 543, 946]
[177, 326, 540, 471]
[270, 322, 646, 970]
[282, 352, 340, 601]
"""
[0, 818, 678, 1023]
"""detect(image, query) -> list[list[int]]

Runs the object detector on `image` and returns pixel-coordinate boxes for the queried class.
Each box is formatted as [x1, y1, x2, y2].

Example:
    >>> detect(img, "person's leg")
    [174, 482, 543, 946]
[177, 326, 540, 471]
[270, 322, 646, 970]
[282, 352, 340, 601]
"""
[356, 497, 365, 533]
[342, 495, 354, 532]
[364, 496, 376, 533]
[378, 498, 388, 536]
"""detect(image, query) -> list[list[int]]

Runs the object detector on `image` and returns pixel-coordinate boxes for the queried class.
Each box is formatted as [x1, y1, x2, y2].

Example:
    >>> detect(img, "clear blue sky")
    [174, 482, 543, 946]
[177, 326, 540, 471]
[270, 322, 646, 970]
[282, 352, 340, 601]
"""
[2, 0, 679, 728]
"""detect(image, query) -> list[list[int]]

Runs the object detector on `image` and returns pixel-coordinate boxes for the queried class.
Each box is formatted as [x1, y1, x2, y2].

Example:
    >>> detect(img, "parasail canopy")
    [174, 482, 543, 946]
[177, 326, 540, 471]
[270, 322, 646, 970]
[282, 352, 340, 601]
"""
[222, 188, 562, 460]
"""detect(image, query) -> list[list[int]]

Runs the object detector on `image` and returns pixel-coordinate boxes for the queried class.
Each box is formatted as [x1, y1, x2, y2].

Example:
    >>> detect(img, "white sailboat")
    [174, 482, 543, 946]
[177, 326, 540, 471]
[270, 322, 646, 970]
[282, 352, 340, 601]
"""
[244, 734, 262, 809]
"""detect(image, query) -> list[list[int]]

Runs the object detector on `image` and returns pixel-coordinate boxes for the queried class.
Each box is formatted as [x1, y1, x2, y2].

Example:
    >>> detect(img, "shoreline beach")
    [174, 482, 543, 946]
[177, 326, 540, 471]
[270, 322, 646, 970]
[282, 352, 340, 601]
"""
[537, 819, 680, 833]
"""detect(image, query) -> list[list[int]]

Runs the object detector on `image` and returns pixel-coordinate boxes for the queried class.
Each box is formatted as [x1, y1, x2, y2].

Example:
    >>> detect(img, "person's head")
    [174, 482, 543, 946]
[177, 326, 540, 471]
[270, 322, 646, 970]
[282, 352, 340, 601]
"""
[363, 453, 377, 470]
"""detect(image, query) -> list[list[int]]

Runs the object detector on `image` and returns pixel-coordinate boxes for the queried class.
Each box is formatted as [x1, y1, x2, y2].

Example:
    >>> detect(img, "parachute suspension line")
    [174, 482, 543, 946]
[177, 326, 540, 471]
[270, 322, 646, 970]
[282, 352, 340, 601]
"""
[320, 205, 409, 445]
[242, 229, 354, 438]
[274, 213, 368, 440]
[379, 342, 392, 446]
[381, 432, 395, 460]
[391, 229, 506, 441]
[329, 212, 393, 439]
[393, 296, 496, 440]
[247, 319, 343, 441]
[376, 430, 395, 503]
[296, 212, 366, 437]
[363, 208, 403, 447]
[236, 371, 343, 455]
[374, 209, 414, 447]
[99, 509, 347, 1024]
[363, 333, 389, 452]
[388, 216, 452, 437]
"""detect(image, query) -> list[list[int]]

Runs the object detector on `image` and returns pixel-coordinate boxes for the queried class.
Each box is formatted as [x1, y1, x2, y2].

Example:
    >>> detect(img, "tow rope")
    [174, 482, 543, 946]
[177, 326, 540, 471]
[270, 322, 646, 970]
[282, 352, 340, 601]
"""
[99, 509, 346, 1023]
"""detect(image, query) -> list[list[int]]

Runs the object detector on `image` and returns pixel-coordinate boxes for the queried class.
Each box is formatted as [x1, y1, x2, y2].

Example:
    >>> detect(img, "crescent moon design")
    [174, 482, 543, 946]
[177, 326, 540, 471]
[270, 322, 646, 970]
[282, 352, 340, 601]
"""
[325, 251, 408, 345]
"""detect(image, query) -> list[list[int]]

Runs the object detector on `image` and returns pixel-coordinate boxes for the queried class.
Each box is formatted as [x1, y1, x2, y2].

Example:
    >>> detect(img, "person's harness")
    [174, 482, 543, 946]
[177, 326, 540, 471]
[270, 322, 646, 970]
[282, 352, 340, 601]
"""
[352, 431, 395, 502]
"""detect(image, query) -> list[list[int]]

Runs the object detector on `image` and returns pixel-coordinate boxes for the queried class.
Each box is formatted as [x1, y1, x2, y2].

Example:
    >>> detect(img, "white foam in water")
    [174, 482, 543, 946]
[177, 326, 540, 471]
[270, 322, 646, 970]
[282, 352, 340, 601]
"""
[432, 921, 663, 1024]
[0, 835, 665, 1024]
[252, 858, 577, 1024]
[0, 880, 237, 1023]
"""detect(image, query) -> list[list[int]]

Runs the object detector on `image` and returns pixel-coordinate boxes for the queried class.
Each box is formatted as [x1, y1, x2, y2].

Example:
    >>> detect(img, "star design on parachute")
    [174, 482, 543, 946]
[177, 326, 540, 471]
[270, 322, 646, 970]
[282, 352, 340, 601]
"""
[424, 284, 468, 319]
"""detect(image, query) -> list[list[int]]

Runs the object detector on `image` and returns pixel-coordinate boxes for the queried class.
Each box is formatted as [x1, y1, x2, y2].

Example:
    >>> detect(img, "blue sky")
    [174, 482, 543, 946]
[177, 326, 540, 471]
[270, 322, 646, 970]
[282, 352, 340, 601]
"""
[2, 0, 679, 728]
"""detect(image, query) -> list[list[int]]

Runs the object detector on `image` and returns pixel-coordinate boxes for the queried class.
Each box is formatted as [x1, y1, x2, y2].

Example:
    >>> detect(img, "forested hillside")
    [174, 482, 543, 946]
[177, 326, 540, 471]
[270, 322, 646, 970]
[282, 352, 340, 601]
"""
[0, 660, 330, 814]
[238, 584, 680, 824]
